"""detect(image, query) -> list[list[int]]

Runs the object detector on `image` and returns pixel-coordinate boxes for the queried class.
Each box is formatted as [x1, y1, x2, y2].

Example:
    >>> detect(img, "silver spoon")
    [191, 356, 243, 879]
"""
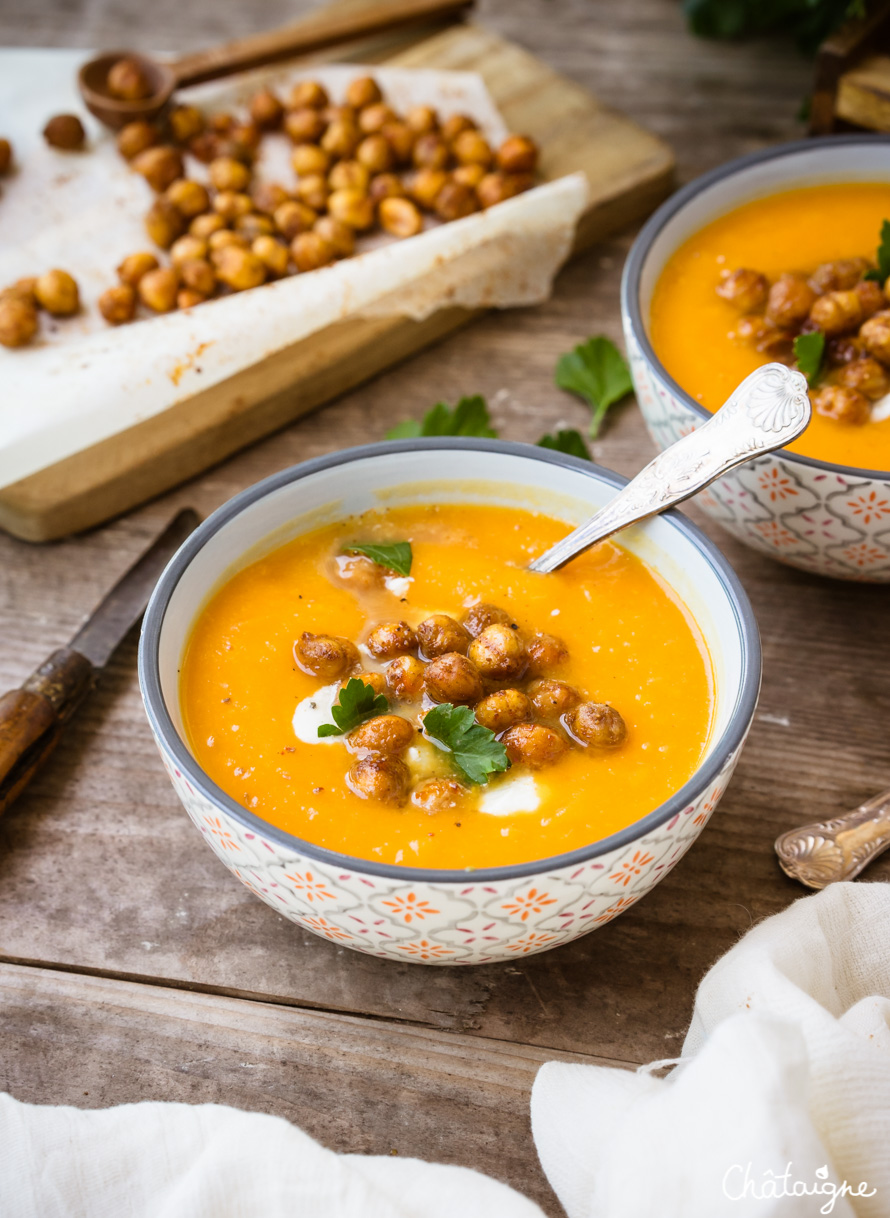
[529, 363, 811, 573]
[775, 790, 890, 889]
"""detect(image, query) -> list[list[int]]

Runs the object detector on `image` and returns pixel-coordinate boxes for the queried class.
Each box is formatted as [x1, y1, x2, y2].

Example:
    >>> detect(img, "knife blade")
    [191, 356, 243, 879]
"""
[0, 508, 200, 814]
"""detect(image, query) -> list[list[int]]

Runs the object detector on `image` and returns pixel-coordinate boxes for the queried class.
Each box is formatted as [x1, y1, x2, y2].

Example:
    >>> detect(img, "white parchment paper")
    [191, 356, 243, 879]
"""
[0, 50, 588, 489]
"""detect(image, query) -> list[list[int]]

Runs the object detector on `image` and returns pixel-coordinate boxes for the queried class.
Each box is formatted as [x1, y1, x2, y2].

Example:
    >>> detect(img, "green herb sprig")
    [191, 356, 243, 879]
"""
[555, 336, 632, 438]
[318, 678, 389, 738]
[864, 219, 890, 286]
[344, 541, 412, 577]
[386, 395, 497, 440]
[793, 331, 825, 384]
[423, 703, 510, 785]
[537, 428, 591, 459]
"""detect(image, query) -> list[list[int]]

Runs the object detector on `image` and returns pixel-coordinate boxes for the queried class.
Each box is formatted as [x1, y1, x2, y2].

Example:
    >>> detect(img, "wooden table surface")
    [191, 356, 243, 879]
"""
[1, 4, 886, 1213]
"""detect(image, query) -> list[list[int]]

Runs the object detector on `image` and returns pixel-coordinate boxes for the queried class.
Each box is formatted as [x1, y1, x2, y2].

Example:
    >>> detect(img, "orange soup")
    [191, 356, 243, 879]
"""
[650, 183, 890, 469]
[180, 504, 714, 869]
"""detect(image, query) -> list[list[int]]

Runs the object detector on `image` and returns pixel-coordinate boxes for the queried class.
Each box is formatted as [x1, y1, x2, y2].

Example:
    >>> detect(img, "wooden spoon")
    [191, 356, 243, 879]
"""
[78, 0, 474, 129]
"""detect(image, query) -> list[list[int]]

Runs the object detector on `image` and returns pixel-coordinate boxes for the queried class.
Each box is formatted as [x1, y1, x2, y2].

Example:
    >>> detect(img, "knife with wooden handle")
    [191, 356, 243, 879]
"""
[0, 508, 199, 814]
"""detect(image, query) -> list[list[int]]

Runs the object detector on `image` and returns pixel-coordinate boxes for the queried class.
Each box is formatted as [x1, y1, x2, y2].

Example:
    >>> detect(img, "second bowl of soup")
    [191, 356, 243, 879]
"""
[623, 135, 890, 581]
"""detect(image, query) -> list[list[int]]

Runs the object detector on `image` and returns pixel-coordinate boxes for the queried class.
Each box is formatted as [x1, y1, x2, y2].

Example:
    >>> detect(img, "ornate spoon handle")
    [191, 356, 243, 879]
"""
[528, 363, 811, 574]
[775, 791, 890, 889]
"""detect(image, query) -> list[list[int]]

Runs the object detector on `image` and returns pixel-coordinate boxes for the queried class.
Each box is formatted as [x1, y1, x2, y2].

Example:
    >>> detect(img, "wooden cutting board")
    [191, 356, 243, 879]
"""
[0, 15, 673, 543]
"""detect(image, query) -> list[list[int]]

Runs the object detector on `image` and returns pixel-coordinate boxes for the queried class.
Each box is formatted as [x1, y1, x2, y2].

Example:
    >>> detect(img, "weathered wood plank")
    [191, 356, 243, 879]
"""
[0, 961, 613, 1216]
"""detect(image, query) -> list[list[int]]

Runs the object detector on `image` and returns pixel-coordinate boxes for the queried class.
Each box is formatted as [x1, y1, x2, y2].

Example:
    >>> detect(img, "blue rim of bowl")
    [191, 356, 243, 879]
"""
[621, 132, 890, 483]
[139, 438, 762, 884]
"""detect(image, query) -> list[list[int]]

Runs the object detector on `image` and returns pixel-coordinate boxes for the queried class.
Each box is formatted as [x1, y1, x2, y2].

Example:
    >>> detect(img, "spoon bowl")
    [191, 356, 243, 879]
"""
[78, 51, 175, 129]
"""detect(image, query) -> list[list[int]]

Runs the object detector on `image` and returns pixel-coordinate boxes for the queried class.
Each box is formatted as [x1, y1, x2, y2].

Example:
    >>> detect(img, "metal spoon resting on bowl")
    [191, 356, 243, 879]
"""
[529, 362, 811, 574]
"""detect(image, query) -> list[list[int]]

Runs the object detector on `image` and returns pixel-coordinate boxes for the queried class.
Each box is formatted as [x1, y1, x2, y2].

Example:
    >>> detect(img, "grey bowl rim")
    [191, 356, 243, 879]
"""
[621, 132, 890, 483]
[138, 437, 762, 884]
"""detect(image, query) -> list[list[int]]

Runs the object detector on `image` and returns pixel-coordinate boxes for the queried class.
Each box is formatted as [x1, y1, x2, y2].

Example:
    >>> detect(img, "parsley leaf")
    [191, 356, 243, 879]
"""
[318, 677, 389, 737]
[344, 541, 412, 577]
[423, 703, 510, 785]
[386, 395, 498, 440]
[864, 219, 890, 284]
[793, 331, 825, 384]
[555, 336, 633, 438]
[537, 428, 591, 460]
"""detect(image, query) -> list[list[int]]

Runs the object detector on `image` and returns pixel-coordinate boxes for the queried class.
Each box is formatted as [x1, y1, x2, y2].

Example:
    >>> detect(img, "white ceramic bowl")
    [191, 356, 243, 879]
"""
[139, 441, 760, 965]
[622, 135, 890, 582]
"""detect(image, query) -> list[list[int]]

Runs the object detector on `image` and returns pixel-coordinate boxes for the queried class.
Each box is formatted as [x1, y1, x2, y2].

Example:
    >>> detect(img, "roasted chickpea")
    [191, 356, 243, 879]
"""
[346, 76, 382, 110]
[235, 212, 275, 242]
[290, 231, 336, 272]
[416, 615, 470, 659]
[411, 778, 467, 814]
[809, 289, 863, 336]
[526, 632, 569, 677]
[170, 234, 208, 265]
[333, 553, 382, 590]
[294, 632, 359, 679]
[214, 246, 266, 291]
[213, 191, 253, 221]
[177, 287, 206, 309]
[356, 133, 393, 174]
[476, 172, 532, 208]
[732, 313, 790, 354]
[180, 257, 217, 296]
[340, 670, 387, 697]
[474, 688, 530, 733]
[409, 168, 449, 211]
[328, 188, 375, 231]
[251, 181, 292, 215]
[0, 296, 37, 348]
[1, 277, 37, 305]
[314, 216, 356, 258]
[496, 134, 539, 174]
[168, 103, 204, 143]
[34, 269, 79, 316]
[452, 129, 492, 168]
[137, 266, 179, 312]
[208, 113, 236, 135]
[385, 655, 426, 700]
[715, 268, 769, 313]
[467, 623, 526, 680]
[859, 310, 890, 365]
[413, 133, 450, 170]
[208, 156, 251, 193]
[291, 143, 330, 177]
[132, 145, 184, 192]
[855, 278, 885, 320]
[117, 251, 159, 286]
[502, 722, 567, 768]
[251, 235, 289, 278]
[116, 120, 159, 160]
[424, 653, 484, 705]
[406, 105, 438, 134]
[284, 108, 326, 144]
[208, 229, 249, 254]
[809, 257, 870, 294]
[43, 114, 86, 150]
[528, 679, 581, 717]
[347, 756, 410, 804]
[826, 335, 863, 366]
[0, 138, 12, 175]
[359, 103, 396, 134]
[441, 113, 476, 143]
[188, 131, 222, 163]
[453, 163, 485, 189]
[294, 173, 329, 212]
[249, 87, 283, 129]
[565, 702, 627, 748]
[326, 161, 368, 194]
[189, 212, 227, 239]
[274, 199, 318, 241]
[145, 198, 185, 248]
[811, 384, 871, 425]
[765, 273, 816, 329]
[322, 104, 357, 126]
[838, 357, 890, 400]
[348, 714, 415, 755]
[379, 196, 423, 238]
[366, 620, 418, 658]
[381, 121, 416, 165]
[288, 80, 329, 110]
[321, 118, 360, 160]
[369, 173, 406, 203]
[463, 603, 512, 636]
[164, 178, 210, 218]
[107, 56, 152, 101]
[434, 179, 478, 221]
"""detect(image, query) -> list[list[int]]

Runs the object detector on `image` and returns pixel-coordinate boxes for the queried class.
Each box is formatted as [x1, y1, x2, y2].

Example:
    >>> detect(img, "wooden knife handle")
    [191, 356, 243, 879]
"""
[0, 649, 94, 816]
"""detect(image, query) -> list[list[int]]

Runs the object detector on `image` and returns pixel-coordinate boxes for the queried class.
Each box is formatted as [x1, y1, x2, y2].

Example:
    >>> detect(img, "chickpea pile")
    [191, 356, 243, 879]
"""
[95, 73, 539, 325]
[294, 567, 626, 811]
[0, 269, 81, 349]
[717, 258, 890, 425]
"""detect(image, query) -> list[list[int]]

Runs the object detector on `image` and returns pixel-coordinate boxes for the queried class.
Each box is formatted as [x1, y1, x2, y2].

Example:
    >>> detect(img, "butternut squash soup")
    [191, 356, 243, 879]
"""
[180, 503, 714, 869]
[650, 183, 890, 470]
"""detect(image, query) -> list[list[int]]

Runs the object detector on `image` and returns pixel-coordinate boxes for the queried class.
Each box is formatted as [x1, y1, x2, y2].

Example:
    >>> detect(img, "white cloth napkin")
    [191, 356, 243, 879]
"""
[3, 883, 889, 1217]
[532, 881, 890, 1218]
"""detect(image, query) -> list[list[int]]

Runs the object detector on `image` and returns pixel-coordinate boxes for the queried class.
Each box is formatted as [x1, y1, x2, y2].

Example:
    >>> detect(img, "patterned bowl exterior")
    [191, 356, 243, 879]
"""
[153, 733, 741, 964]
[623, 327, 890, 582]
